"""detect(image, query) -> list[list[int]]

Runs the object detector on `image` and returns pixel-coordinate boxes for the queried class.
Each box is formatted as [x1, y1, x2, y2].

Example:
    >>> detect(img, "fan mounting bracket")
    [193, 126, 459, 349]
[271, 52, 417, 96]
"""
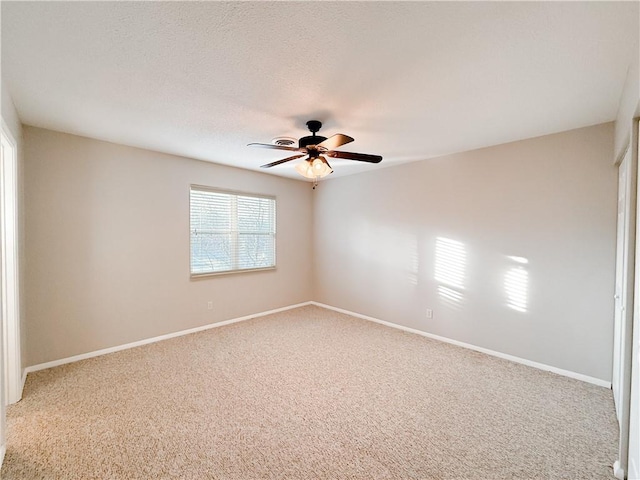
[306, 120, 322, 134]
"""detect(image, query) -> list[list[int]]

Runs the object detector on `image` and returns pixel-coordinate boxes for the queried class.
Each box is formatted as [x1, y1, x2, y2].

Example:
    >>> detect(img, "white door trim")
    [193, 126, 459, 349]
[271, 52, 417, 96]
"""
[0, 119, 22, 405]
[613, 149, 632, 417]
[615, 120, 640, 480]
[626, 118, 640, 480]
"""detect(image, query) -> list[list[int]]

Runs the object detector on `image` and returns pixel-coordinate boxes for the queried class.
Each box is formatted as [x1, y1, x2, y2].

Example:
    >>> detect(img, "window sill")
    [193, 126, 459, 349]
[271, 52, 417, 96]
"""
[190, 266, 276, 279]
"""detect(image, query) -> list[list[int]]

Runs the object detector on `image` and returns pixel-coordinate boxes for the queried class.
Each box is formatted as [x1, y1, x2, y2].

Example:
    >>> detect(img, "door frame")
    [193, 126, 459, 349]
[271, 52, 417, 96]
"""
[613, 146, 632, 416]
[613, 121, 640, 480]
[613, 144, 636, 415]
[627, 116, 640, 480]
[0, 119, 22, 406]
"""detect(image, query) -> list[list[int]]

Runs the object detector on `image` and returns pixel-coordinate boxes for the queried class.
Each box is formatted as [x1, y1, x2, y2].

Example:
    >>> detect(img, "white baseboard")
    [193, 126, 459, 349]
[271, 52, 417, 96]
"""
[22, 300, 611, 390]
[0, 444, 6, 470]
[613, 460, 625, 480]
[311, 302, 612, 389]
[24, 302, 313, 376]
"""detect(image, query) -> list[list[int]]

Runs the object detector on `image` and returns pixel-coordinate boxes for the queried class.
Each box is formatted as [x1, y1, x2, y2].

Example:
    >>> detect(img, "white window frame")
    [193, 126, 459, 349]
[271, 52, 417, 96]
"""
[189, 185, 276, 277]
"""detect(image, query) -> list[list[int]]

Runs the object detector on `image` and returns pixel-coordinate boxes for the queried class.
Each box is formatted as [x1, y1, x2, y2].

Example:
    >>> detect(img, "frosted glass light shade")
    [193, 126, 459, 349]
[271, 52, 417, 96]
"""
[295, 157, 332, 179]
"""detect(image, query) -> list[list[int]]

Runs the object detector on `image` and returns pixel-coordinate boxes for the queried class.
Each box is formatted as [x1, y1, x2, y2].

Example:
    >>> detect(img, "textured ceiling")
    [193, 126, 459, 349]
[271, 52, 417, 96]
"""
[2, 1, 638, 180]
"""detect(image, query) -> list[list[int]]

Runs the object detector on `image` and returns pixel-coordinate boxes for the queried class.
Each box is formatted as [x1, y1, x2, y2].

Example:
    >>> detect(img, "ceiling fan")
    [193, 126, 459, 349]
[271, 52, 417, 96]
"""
[248, 120, 382, 181]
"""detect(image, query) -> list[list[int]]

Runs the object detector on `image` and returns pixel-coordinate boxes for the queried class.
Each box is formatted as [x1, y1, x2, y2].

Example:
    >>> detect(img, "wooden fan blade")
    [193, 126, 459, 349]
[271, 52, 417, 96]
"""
[248, 143, 302, 152]
[321, 156, 334, 174]
[317, 134, 354, 150]
[260, 154, 306, 168]
[326, 150, 382, 163]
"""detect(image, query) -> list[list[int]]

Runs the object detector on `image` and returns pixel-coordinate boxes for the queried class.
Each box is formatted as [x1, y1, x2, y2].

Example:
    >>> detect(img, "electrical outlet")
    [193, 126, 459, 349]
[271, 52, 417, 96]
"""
[426, 309, 433, 319]
[207, 301, 213, 310]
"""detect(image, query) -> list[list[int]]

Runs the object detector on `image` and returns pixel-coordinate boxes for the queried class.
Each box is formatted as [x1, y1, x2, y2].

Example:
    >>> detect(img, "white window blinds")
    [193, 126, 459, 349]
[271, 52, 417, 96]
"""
[190, 186, 276, 276]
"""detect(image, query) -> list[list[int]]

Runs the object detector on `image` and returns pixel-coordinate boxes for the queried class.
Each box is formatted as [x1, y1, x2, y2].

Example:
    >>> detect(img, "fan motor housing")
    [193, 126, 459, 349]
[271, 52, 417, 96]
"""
[299, 135, 327, 149]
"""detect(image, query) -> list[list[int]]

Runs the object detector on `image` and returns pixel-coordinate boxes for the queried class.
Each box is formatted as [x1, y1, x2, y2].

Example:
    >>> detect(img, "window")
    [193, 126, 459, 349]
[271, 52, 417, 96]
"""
[190, 186, 276, 276]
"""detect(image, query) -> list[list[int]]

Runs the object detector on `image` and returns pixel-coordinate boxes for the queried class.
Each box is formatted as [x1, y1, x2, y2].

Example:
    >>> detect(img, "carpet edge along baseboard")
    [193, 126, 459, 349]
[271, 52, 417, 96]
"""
[22, 301, 611, 390]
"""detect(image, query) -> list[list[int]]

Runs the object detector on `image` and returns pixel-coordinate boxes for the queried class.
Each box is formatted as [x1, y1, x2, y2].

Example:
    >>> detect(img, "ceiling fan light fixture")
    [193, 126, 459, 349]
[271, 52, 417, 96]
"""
[312, 157, 325, 172]
[251, 119, 381, 184]
[295, 156, 332, 179]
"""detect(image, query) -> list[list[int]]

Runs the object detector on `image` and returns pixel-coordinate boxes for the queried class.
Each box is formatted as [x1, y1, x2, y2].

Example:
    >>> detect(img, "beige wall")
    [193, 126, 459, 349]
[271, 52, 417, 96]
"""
[20, 122, 620, 382]
[313, 123, 617, 382]
[614, 8, 639, 160]
[24, 127, 313, 366]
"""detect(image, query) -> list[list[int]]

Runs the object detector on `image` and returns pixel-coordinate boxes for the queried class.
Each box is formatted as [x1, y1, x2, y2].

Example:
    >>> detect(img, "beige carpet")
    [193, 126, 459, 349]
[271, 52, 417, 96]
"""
[2, 305, 618, 479]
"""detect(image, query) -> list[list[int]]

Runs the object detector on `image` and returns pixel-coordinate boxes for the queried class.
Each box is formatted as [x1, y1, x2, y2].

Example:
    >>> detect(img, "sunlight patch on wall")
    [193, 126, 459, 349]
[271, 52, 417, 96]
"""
[435, 237, 466, 288]
[435, 237, 466, 308]
[507, 255, 528, 265]
[437, 286, 464, 311]
[408, 246, 419, 286]
[504, 258, 529, 313]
